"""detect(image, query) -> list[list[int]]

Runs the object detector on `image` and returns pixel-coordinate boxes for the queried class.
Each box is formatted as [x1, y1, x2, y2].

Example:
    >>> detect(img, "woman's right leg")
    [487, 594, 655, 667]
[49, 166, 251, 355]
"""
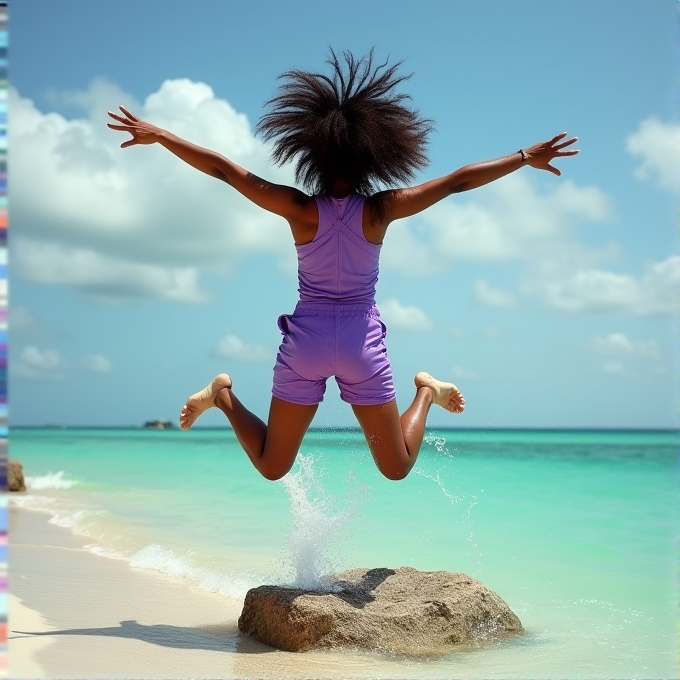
[180, 374, 318, 481]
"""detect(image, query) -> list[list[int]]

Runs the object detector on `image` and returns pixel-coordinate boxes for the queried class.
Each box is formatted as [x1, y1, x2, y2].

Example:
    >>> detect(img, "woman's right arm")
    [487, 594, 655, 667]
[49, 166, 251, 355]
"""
[107, 106, 316, 227]
[373, 132, 579, 227]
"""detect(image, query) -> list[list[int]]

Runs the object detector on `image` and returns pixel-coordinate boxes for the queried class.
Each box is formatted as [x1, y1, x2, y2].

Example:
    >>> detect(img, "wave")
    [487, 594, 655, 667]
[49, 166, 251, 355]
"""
[25, 471, 77, 490]
[86, 542, 261, 600]
[50, 508, 105, 533]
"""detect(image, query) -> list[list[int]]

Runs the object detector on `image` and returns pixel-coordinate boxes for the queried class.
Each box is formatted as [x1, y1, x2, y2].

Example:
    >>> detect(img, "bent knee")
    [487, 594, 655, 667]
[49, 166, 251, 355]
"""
[378, 465, 412, 481]
[260, 466, 290, 482]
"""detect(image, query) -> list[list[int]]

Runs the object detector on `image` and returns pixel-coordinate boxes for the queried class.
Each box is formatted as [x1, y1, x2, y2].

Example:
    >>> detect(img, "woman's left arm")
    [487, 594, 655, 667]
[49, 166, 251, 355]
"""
[376, 132, 579, 224]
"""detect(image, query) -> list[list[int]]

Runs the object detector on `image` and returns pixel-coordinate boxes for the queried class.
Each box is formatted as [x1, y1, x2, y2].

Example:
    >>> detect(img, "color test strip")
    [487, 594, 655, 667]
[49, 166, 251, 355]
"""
[0, 3, 7, 676]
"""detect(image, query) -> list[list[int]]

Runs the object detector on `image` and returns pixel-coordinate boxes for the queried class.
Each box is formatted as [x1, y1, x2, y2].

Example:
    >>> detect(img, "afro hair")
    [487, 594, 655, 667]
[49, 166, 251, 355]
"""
[257, 49, 433, 199]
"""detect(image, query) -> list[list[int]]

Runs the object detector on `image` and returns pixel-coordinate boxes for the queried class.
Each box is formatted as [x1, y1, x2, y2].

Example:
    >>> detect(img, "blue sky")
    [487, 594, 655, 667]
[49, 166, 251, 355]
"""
[9, 0, 678, 428]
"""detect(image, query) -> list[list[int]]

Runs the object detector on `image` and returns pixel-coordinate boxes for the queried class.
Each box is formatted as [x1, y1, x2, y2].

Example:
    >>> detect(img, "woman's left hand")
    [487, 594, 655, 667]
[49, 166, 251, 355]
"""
[525, 132, 579, 176]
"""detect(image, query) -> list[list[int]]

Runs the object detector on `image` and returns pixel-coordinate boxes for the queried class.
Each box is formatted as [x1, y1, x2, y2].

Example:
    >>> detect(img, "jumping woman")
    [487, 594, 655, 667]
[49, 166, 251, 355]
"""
[107, 51, 578, 481]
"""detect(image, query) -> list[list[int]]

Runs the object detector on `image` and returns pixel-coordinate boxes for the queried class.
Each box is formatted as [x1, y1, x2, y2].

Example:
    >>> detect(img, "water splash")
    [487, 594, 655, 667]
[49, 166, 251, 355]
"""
[424, 433, 452, 456]
[417, 433, 483, 572]
[280, 454, 364, 591]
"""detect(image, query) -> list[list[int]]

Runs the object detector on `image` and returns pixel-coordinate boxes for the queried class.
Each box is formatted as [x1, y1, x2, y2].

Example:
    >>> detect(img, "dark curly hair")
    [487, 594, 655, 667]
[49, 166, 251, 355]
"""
[257, 49, 433, 203]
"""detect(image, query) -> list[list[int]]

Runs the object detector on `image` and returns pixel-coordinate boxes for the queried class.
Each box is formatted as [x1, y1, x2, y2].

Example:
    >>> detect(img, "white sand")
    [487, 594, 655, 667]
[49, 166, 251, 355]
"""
[9, 506, 423, 679]
[9, 594, 55, 678]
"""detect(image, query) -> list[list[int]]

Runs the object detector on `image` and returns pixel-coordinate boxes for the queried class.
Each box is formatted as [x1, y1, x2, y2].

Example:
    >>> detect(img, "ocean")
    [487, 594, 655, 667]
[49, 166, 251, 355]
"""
[9, 427, 678, 678]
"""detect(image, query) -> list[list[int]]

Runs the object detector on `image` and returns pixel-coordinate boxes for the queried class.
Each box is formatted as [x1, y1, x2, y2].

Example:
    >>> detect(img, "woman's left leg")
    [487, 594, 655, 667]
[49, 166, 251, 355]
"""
[352, 372, 464, 480]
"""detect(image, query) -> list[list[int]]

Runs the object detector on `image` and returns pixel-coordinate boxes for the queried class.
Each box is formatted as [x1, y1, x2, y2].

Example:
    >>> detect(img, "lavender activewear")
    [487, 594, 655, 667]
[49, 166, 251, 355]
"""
[272, 194, 396, 406]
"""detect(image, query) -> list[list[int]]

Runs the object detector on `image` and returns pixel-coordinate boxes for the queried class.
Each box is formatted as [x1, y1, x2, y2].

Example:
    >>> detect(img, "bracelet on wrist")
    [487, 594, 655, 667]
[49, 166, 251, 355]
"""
[518, 149, 527, 163]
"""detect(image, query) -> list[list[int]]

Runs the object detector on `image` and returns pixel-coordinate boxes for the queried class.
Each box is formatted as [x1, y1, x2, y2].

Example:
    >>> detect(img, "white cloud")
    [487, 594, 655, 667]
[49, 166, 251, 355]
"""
[452, 365, 478, 381]
[450, 325, 466, 339]
[10, 79, 297, 302]
[21, 346, 61, 369]
[377, 298, 433, 331]
[14, 239, 211, 304]
[10, 306, 36, 331]
[602, 361, 624, 374]
[586, 332, 664, 376]
[587, 333, 660, 359]
[482, 326, 502, 338]
[474, 280, 516, 308]
[381, 172, 613, 275]
[626, 117, 680, 191]
[215, 334, 271, 362]
[13, 346, 64, 380]
[13, 344, 114, 378]
[532, 255, 679, 316]
[80, 354, 113, 373]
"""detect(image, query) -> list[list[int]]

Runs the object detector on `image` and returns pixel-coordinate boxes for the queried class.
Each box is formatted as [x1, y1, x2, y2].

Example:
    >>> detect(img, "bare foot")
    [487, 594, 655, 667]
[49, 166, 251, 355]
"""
[179, 374, 233, 430]
[415, 372, 465, 414]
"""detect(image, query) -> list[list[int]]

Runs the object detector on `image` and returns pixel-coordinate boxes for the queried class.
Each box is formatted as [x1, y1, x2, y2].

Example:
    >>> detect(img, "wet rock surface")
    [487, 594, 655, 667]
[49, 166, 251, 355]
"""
[238, 566, 523, 655]
[9, 460, 26, 492]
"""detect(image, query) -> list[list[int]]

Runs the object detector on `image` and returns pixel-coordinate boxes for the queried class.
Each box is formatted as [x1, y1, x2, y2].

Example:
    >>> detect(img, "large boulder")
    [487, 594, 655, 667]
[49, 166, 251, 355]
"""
[8, 460, 26, 492]
[238, 566, 523, 655]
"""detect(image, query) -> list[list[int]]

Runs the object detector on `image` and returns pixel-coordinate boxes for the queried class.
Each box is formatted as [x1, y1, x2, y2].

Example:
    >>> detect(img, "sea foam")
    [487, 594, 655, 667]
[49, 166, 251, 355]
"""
[92, 542, 260, 599]
[280, 453, 364, 592]
[25, 471, 77, 490]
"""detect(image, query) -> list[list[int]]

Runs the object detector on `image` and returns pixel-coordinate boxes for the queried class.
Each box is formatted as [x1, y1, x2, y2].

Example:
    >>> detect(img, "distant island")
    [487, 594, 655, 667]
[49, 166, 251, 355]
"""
[143, 420, 175, 429]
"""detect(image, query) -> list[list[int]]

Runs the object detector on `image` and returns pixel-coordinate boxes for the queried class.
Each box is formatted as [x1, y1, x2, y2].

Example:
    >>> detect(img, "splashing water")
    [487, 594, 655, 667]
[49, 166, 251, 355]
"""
[424, 432, 457, 457]
[280, 454, 364, 591]
[418, 433, 483, 572]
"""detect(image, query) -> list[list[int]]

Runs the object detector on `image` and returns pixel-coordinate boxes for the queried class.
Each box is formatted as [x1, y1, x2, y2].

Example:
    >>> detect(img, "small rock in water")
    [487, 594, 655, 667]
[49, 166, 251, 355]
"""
[238, 566, 523, 655]
[9, 460, 26, 492]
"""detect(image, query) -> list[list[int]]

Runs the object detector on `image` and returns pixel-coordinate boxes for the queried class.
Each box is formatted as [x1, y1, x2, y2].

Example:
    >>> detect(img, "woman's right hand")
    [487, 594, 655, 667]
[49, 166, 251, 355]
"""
[107, 106, 164, 148]
[524, 132, 579, 176]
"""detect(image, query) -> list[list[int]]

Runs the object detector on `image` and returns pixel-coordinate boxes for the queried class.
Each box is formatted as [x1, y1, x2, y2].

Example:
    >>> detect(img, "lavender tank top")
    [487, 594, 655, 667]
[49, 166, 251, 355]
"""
[296, 194, 380, 304]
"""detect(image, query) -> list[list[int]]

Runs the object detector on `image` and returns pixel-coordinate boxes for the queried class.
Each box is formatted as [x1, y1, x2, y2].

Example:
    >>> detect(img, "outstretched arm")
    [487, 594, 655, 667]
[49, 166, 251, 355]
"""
[375, 132, 579, 225]
[107, 106, 316, 228]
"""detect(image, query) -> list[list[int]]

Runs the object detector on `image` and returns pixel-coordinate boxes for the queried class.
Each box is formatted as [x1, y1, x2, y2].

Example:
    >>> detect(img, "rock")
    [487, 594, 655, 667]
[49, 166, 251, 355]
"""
[9, 460, 26, 492]
[143, 420, 175, 429]
[238, 566, 523, 655]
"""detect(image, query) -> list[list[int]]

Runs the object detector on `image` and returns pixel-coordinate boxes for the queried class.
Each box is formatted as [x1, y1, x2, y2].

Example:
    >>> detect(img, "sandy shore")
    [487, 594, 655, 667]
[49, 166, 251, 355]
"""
[9, 505, 422, 679]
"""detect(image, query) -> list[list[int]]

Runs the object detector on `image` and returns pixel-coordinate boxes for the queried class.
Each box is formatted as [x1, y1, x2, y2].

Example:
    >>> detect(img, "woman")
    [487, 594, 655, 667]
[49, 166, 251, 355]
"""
[107, 51, 578, 481]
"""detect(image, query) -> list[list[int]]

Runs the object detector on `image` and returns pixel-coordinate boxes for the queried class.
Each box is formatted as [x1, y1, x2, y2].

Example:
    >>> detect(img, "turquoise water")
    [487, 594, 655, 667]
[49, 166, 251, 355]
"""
[10, 427, 678, 678]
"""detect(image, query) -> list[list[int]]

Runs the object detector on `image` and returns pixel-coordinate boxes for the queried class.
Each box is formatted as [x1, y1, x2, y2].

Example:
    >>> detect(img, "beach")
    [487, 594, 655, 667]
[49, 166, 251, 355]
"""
[11, 507, 424, 679]
[8, 427, 678, 678]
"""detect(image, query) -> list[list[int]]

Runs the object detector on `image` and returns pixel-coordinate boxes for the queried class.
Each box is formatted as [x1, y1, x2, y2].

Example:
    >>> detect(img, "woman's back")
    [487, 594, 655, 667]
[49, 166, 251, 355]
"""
[296, 194, 380, 305]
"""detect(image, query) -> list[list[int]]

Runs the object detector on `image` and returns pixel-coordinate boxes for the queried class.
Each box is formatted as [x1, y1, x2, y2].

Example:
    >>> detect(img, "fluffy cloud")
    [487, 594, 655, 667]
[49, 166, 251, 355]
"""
[21, 346, 61, 369]
[10, 79, 297, 302]
[452, 365, 478, 381]
[482, 326, 502, 338]
[377, 298, 433, 331]
[601, 361, 624, 375]
[215, 334, 272, 362]
[587, 333, 660, 359]
[626, 118, 679, 192]
[474, 280, 516, 308]
[14, 239, 210, 304]
[381, 172, 613, 275]
[585, 332, 664, 375]
[80, 354, 113, 373]
[529, 255, 678, 316]
[13, 345, 114, 379]
[13, 346, 64, 380]
[10, 306, 36, 331]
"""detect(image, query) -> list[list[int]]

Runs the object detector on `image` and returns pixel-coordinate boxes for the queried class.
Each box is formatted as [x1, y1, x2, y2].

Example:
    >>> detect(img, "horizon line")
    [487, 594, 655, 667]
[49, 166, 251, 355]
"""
[8, 425, 679, 433]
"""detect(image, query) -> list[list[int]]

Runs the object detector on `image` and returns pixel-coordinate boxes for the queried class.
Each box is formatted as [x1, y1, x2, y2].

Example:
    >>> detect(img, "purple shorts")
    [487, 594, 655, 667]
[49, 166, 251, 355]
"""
[272, 302, 396, 406]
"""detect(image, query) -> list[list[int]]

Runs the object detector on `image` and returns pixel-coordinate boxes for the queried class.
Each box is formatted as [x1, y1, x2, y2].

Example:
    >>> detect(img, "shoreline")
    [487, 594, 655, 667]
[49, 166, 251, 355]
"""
[8, 505, 424, 679]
